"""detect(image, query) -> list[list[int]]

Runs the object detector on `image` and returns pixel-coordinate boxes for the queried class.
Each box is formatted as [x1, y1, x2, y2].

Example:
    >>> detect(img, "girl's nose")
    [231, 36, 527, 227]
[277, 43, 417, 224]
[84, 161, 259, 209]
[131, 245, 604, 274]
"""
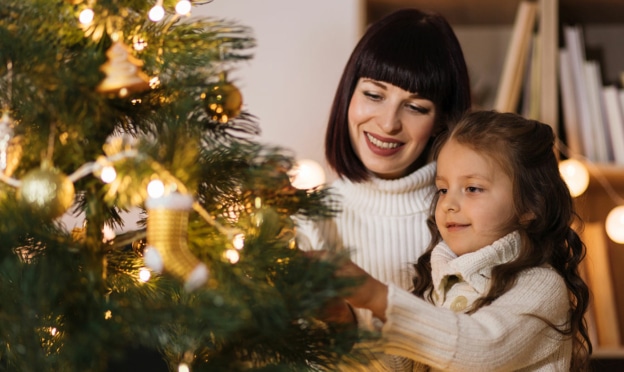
[439, 192, 459, 212]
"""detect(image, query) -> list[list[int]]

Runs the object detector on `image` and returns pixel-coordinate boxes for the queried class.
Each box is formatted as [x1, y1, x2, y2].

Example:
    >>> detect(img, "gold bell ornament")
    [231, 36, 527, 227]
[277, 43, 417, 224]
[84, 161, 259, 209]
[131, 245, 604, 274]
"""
[17, 164, 75, 219]
[144, 192, 209, 291]
[97, 41, 150, 97]
[203, 75, 243, 123]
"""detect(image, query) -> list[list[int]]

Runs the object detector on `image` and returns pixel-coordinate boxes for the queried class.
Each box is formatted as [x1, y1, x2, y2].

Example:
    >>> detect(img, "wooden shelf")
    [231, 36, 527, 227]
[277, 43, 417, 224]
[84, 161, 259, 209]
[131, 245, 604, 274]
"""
[593, 347, 624, 358]
[366, 0, 624, 25]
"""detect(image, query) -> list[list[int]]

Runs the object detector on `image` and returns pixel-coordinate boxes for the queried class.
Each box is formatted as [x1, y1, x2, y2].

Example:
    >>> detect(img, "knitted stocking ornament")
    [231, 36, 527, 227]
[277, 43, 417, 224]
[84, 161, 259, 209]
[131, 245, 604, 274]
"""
[143, 192, 208, 291]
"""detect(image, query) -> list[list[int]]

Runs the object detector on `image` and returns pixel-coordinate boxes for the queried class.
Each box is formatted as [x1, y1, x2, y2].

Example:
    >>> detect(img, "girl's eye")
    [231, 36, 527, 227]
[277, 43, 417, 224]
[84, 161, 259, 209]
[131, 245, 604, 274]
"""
[436, 188, 447, 195]
[466, 186, 483, 193]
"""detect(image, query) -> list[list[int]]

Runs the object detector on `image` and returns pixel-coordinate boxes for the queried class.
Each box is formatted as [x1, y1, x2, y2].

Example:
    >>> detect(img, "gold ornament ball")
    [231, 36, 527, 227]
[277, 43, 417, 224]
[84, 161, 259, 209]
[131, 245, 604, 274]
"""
[204, 82, 243, 123]
[18, 167, 75, 219]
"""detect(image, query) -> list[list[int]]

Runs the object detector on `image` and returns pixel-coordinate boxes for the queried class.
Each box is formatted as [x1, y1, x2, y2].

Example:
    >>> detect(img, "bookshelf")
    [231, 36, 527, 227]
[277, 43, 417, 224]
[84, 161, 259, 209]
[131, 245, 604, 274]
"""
[366, 0, 624, 25]
[367, 0, 624, 362]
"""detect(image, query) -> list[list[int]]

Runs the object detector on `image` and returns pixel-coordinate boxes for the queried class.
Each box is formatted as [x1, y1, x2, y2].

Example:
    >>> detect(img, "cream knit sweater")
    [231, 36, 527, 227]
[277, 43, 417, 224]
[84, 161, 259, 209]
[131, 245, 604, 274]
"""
[383, 232, 573, 371]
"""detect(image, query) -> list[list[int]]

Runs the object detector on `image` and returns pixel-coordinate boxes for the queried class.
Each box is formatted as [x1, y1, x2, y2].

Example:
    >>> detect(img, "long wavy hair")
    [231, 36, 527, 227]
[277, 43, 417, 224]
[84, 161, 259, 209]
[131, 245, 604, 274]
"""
[412, 110, 591, 371]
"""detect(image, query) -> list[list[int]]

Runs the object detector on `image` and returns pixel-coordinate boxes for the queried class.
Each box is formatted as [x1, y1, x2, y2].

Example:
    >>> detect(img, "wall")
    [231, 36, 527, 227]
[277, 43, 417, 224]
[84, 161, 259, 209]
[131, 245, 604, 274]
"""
[196, 0, 364, 182]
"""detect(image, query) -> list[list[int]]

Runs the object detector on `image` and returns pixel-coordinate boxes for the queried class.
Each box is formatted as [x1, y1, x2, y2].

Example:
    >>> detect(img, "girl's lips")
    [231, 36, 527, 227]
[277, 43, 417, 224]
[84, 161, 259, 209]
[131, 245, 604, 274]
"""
[445, 223, 469, 232]
[365, 132, 404, 156]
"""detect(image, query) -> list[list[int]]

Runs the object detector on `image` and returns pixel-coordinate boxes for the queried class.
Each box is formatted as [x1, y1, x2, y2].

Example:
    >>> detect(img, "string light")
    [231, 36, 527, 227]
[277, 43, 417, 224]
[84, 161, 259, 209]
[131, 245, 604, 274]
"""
[78, 8, 94, 25]
[289, 159, 326, 190]
[175, 0, 192, 15]
[558, 140, 624, 244]
[148, 1, 165, 22]
[100, 165, 117, 183]
[606, 206, 624, 243]
[138, 267, 152, 282]
[232, 233, 245, 249]
[102, 225, 116, 242]
[147, 179, 165, 198]
[559, 158, 589, 197]
[224, 249, 240, 264]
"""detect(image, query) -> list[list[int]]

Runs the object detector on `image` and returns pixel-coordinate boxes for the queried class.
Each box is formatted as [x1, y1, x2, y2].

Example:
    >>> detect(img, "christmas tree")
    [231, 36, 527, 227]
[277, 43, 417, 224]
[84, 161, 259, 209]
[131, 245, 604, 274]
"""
[0, 1, 366, 370]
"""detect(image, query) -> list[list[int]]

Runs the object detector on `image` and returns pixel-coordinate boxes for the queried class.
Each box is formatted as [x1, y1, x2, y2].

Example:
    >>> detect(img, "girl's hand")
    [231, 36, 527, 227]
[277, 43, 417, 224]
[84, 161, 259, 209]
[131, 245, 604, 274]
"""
[336, 258, 389, 321]
[305, 250, 389, 321]
[319, 297, 357, 325]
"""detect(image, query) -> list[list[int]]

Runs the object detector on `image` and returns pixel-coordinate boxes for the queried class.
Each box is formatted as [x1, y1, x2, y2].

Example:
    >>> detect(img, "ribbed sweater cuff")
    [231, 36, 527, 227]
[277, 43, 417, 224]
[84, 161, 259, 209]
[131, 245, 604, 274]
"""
[382, 284, 457, 368]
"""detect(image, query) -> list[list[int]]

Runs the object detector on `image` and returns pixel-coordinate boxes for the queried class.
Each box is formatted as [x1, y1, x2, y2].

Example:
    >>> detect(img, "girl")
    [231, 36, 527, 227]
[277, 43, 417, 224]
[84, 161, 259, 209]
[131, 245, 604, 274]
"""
[333, 111, 592, 371]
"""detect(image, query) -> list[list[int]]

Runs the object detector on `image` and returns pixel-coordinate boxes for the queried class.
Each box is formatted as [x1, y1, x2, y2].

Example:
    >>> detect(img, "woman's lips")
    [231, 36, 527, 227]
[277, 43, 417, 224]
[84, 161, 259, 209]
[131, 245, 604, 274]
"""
[365, 132, 403, 156]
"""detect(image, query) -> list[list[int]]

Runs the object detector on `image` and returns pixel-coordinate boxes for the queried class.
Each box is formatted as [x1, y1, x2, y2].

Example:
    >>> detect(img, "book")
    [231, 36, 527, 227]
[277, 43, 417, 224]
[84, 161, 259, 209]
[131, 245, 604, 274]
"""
[521, 32, 539, 119]
[603, 85, 624, 165]
[563, 25, 597, 161]
[558, 49, 584, 156]
[584, 60, 612, 163]
[494, 1, 537, 113]
[581, 222, 621, 347]
[538, 0, 559, 134]
[576, 233, 600, 349]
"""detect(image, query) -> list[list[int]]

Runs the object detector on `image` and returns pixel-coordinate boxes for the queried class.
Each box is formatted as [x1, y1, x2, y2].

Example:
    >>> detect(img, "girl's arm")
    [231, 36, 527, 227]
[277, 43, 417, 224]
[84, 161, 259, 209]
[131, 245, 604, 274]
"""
[383, 269, 570, 371]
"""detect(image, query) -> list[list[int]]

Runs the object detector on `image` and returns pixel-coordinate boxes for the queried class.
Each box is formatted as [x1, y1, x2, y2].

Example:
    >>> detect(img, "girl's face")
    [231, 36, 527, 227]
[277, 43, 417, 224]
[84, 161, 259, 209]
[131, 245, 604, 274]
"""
[434, 139, 517, 256]
[348, 78, 436, 179]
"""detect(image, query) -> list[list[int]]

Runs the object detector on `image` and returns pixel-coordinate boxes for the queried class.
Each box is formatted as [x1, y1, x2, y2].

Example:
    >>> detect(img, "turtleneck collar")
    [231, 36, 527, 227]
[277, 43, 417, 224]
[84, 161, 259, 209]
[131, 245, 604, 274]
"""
[431, 231, 521, 297]
[331, 162, 436, 216]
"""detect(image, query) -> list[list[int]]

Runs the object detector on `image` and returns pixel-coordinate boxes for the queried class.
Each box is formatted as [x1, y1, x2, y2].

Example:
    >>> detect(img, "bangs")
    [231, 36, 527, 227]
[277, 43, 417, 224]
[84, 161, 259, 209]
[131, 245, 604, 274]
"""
[355, 26, 451, 104]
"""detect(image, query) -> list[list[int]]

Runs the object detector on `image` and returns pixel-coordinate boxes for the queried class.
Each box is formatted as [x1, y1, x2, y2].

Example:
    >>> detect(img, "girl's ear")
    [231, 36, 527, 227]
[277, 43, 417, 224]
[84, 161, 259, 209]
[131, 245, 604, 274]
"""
[519, 211, 536, 226]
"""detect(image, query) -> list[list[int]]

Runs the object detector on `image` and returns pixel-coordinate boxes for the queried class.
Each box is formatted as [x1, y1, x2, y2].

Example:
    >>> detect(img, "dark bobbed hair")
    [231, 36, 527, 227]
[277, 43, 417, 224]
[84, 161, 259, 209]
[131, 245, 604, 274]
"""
[325, 8, 472, 182]
[413, 111, 591, 371]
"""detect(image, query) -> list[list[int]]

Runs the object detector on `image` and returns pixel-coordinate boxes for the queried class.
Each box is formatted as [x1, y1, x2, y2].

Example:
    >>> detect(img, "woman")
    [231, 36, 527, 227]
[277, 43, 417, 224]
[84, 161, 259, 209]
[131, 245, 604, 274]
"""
[296, 8, 471, 370]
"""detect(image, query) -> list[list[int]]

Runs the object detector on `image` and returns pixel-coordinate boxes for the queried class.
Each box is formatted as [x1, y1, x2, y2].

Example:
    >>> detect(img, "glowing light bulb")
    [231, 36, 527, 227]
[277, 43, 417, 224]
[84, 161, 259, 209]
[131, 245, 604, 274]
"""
[224, 249, 240, 264]
[558, 159, 589, 197]
[175, 0, 192, 15]
[147, 179, 165, 198]
[100, 165, 117, 183]
[149, 5, 165, 22]
[79, 9, 94, 24]
[606, 205, 624, 244]
[139, 267, 152, 282]
[178, 363, 190, 372]
[290, 159, 326, 190]
[232, 233, 245, 249]
[102, 225, 116, 242]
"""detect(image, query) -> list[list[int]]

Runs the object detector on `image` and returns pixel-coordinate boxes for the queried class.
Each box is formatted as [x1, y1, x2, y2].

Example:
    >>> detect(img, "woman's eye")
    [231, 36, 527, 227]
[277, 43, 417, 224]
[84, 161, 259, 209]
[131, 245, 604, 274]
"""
[363, 91, 383, 101]
[436, 188, 447, 195]
[405, 103, 430, 114]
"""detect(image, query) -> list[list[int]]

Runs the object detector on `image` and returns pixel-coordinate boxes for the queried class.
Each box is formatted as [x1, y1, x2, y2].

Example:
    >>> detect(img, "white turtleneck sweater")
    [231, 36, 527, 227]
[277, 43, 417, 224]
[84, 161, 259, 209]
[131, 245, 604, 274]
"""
[383, 231, 573, 371]
[296, 162, 436, 291]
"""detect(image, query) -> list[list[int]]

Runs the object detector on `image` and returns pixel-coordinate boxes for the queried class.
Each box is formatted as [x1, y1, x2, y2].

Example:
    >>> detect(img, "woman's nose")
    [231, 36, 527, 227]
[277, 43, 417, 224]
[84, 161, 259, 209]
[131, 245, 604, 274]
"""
[377, 108, 401, 133]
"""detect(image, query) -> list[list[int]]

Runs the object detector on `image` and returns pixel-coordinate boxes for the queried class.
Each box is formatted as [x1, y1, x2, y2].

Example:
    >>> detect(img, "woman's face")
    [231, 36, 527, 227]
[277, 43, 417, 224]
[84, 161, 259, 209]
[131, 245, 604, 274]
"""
[348, 78, 437, 179]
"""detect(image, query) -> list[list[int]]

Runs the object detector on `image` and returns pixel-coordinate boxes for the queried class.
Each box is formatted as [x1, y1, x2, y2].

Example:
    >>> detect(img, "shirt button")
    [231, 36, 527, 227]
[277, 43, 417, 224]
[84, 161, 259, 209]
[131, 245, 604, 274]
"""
[450, 296, 468, 312]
